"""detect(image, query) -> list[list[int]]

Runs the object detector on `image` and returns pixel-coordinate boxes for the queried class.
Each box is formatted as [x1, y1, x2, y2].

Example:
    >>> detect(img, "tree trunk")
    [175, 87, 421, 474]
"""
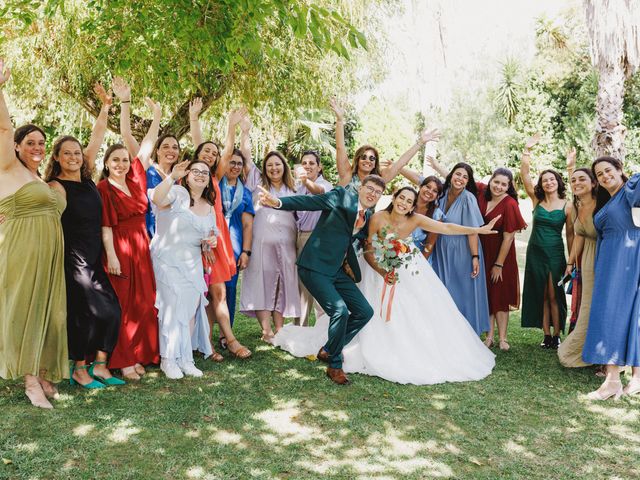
[592, 60, 628, 161]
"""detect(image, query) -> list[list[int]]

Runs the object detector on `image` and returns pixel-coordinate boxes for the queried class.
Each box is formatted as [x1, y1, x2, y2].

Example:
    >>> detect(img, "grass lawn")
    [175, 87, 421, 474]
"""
[1, 309, 640, 480]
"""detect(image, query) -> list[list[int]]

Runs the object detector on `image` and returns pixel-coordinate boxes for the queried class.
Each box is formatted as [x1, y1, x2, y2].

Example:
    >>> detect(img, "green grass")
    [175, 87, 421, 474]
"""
[1, 311, 640, 480]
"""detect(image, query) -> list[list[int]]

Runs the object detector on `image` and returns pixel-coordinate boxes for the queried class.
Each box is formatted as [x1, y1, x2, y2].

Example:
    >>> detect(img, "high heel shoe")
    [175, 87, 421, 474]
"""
[623, 379, 640, 396]
[70, 365, 105, 389]
[586, 381, 623, 401]
[88, 361, 126, 386]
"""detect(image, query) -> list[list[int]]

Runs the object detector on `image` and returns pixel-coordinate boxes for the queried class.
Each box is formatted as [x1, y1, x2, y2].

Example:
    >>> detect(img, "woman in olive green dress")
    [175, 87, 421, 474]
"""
[520, 134, 574, 349]
[558, 167, 597, 367]
[0, 60, 68, 409]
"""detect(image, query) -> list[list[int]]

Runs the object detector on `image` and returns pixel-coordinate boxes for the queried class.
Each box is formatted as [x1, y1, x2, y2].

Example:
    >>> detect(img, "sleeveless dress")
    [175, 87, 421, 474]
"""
[150, 185, 215, 362]
[273, 246, 495, 385]
[558, 213, 596, 367]
[97, 157, 160, 369]
[477, 187, 527, 314]
[583, 174, 640, 366]
[56, 178, 121, 361]
[0, 181, 68, 382]
[520, 203, 568, 331]
[430, 189, 490, 335]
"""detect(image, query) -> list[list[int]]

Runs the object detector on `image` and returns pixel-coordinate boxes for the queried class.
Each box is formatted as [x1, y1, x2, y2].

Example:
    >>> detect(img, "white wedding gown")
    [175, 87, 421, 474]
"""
[272, 249, 495, 385]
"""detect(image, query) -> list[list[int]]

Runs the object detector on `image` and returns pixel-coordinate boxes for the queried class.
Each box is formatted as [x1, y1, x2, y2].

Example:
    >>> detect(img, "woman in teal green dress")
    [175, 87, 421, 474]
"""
[519, 134, 574, 348]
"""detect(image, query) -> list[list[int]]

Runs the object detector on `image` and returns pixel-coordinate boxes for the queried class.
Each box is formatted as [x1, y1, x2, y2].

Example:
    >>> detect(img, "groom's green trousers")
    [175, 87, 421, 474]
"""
[298, 266, 373, 369]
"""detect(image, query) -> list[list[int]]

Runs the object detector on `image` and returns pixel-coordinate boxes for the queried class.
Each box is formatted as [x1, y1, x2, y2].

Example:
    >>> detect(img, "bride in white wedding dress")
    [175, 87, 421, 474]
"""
[273, 186, 496, 385]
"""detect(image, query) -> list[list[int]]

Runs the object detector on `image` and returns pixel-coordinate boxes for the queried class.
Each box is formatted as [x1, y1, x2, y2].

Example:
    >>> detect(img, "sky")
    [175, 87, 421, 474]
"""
[359, 0, 577, 111]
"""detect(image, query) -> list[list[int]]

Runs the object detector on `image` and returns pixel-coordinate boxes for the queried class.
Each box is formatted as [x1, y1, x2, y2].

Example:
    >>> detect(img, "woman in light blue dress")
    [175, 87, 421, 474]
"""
[430, 163, 490, 335]
[582, 157, 640, 400]
[150, 159, 217, 379]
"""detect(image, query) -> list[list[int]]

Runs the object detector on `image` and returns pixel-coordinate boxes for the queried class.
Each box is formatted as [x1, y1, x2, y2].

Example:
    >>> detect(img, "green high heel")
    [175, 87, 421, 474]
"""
[69, 364, 105, 389]
[88, 361, 126, 386]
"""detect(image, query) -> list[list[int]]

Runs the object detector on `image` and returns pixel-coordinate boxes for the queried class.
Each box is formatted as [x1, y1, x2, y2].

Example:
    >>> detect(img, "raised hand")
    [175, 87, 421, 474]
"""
[170, 160, 190, 181]
[478, 216, 501, 235]
[419, 128, 441, 145]
[566, 147, 577, 169]
[229, 106, 248, 127]
[379, 158, 393, 169]
[329, 97, 345, 121]
[524, 133, 541, 151]
[145, 97, 161, 118]
[239, 111, 252, 132]
[94, 82, 113, 108]
[0, 59, 11, 86]
[257, 185, 279, 208]
[111, 76, 131, 102]
[189, 97, 203, 119]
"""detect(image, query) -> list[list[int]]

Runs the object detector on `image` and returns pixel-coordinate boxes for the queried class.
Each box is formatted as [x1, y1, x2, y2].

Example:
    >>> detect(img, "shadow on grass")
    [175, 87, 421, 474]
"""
[2, 313, 640, 480]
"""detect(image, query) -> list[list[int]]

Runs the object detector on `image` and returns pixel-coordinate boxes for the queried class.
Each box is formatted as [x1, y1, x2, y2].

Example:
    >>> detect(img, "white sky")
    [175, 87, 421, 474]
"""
[358, 0, 577, 111]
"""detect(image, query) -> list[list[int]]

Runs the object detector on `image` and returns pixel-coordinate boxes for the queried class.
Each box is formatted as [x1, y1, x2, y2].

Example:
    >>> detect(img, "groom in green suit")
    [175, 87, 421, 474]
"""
[258, 175, 386, 384]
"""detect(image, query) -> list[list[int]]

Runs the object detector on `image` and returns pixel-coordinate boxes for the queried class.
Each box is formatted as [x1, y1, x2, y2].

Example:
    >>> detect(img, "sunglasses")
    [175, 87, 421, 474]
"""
[360, 154, 377, 162]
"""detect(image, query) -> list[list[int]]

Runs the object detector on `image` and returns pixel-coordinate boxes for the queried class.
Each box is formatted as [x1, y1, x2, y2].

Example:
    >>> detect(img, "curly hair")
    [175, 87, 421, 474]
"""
[441, 162, 478, 199]
[534, 169, 566, 201]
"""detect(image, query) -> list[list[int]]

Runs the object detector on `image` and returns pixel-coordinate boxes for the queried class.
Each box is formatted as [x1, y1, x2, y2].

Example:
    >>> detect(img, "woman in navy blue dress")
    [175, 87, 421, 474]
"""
[582, 157, 640, 400]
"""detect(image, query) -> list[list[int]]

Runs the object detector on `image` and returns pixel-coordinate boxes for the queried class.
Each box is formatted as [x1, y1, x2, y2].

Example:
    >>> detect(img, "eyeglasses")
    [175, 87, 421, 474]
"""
[189, 169, 210, 177]
[363, 184, 384, 196]
[360, 154, 377, 162]
[229, 161, 243, 168]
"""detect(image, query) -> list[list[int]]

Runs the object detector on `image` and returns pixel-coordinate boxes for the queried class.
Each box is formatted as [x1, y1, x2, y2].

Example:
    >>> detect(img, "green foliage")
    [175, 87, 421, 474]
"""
[495, 58, 523, 124]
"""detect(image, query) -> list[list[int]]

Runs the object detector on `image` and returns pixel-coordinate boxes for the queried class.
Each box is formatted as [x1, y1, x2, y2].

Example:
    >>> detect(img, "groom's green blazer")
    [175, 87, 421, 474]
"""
[278, 186, 366, 282]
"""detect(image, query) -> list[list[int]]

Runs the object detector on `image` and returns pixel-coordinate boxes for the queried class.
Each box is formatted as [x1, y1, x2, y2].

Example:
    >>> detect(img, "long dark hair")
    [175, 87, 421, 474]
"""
[351, 144, 381, 176]
[194, 140, 221, 170]
[43, 136, 93, 182]
[100, 144, 130, 180]
[384, 186, 418, 216]
[182, 159, 216, 207]
[261, 151, 296, 191]
[151, 134, 180, 166]
[592, 156, 628, 215]
[14, 124, 46, 170]
[570, 167, 597, 211]
[485, 167, 518, 202]
[419, 175, 443, 218]
[534, 169, 566, 201]
[442, 162, 478, 199]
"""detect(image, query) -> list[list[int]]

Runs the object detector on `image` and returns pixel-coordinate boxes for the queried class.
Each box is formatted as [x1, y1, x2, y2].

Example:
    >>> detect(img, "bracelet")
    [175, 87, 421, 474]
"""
[493, 263, 503, 268]
[471, 254, 480, 259]
[120, 100, 131, 104]
[522, 150, 531, 156]
[242, 250, 252, 257]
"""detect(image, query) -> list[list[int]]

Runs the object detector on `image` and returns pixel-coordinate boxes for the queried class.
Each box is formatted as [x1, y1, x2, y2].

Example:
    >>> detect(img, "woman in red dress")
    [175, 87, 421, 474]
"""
[478, 168, 527, 351]
[96, 98, 162, 379]
[189, 100, 251, 359]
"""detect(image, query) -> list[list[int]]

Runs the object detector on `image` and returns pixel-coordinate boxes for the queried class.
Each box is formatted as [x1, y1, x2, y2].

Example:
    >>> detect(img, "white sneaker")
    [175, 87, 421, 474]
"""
[177, 360, 203, 377]
[160, 358, 184, 379]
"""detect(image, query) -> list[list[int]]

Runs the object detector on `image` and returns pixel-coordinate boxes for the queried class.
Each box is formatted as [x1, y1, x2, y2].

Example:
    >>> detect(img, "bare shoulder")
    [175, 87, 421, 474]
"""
[48, 180, 66, 199]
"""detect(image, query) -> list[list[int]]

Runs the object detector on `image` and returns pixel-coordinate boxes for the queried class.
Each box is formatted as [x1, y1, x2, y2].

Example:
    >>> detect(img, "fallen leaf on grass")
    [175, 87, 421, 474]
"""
[468, 457, 483, 466]
[394, 405, 406, 410]
[305, 355, 317, 361]
[203, 415, 213, 422]
[2, 458, 11, 465]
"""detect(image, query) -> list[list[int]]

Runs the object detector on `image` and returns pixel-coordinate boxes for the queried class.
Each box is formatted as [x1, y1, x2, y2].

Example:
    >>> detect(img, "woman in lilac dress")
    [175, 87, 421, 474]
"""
[240, 151, 300, 340]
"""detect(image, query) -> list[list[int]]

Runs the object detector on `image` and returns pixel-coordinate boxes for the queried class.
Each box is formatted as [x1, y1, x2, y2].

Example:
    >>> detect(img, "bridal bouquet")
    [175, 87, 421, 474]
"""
[371, 226, 420, 284]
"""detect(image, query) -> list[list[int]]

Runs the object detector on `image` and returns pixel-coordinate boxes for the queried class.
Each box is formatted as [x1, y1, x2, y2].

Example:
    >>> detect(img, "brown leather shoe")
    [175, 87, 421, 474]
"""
[317, 348, 330, 364]
[326, 367, 350, 385]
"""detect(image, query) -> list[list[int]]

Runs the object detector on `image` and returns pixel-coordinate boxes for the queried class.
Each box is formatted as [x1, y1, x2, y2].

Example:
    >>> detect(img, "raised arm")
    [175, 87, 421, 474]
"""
[189, 97, 204, 150]
[137, 98, 162, 170]
[329, 98, 351, 186]
[425, 155, 448, 178]
[398, 166, 423, 186]
[380, 128, 441, 183]
[520, 133, 540, 204]
[84, 82, 113, 172]
[112, 76, 139, 158]
[216, 107, 247, 180]
[566, 147, 576, 179]
[0, 59, 16, 172]
[239, 112, 254, 178]
[151, 160, 189, 207]
[414, 213, 499, 236]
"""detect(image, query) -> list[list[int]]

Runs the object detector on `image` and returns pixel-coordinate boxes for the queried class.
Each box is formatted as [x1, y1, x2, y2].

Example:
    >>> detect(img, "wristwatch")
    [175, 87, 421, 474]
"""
[242, 250, 252, 257]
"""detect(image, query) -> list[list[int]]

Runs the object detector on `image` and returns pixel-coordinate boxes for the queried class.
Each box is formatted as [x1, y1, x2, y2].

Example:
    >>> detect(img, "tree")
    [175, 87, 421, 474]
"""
[584, 0, 640, 161]
[0, 0, 369, 141]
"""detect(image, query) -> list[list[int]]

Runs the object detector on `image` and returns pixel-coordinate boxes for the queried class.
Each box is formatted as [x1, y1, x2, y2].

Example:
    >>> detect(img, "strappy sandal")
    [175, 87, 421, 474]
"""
[210, 351, 224, 362]
[228, 339, 252, 359]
